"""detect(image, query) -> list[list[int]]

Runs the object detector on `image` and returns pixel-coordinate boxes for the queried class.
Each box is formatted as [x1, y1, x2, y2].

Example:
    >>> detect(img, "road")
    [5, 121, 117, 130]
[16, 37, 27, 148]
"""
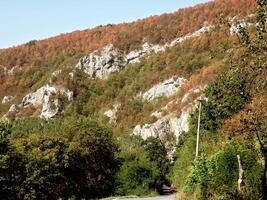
[117, 194, 175, 200]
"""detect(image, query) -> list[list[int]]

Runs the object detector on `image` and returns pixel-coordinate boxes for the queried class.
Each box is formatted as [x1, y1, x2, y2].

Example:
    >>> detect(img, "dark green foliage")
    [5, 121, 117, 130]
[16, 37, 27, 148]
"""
[15, 135, 69, 200]
[0, 118, 119, 199]
[143, 137, 171, 193]
[185, 139, 262, 199]
[61, 117, 119, 199]
[116, 157, 159, 196]
[192, 76, 249, 131]
[115, 136, 169, 196]
[0, 122, 25, 200]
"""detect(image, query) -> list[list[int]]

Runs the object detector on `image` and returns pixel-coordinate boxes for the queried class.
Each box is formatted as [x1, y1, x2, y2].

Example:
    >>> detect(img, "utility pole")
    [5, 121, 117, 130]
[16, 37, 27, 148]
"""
[196, 100, 202, 158]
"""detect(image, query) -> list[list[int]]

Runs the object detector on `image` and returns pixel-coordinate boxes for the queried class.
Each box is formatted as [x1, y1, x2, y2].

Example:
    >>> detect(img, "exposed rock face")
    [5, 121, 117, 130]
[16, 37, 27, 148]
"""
[126, 43, 166, 64]
[75, 44, 127, 79]
[75, 25, 213, 80]
[1, 96, 14, 104]
[104, 103, 121, 123]
[51, 70, 62, 77]
[133, 85, 206, 144]
[4, 84, 73, 120]
[169, 26, 212, 46]
[141, 77, 187, 101]
[21, 85, 58, 107]
[41, 96, 60, 119]
[133, 112, 190, 142]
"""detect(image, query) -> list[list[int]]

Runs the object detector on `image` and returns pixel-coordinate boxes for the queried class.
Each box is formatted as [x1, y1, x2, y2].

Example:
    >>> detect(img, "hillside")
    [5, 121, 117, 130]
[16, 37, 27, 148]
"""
[0, 0, 266, 199]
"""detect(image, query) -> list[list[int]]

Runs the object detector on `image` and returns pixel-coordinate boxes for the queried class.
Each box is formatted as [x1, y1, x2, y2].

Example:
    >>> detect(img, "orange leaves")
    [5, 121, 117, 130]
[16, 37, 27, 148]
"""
[0, 0, 257, 71]
[221, 94, 267, 138]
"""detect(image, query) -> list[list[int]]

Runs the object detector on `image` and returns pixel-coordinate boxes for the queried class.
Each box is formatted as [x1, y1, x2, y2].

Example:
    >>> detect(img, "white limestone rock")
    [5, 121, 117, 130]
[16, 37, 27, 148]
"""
[229, 16, 254, 35]
[151, 110, 163, 119]
[51, 70, 62, 77]
[8, 104, 19, 113]
[104, 103, 121, 123]
[133, 83, 208, 145]
[75, 44, 127, 79]
[40, 95, 60, 119]
[133, 112, 190, 142]
[4, 84, 74, 120]
[21, 84, 57, 107]
[169, 26, 212, 47]
[1, 96, 14, 104]
[74, 25, 214, 80]
[141, 77, 186, 101]
[126, 43, 166, 64]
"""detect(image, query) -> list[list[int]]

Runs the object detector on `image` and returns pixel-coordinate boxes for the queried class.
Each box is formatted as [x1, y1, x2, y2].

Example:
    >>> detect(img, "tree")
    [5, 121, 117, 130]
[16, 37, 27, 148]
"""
[235, 0, 267, 196]
[115, 135, 161, 196]
[143, 137, 170, 193]
[61, 117, 119, 199]
[0, 122, 25, 200]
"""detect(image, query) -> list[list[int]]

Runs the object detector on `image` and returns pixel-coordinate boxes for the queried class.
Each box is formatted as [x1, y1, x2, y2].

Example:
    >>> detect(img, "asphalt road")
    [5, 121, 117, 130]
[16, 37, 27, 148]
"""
[118, 194, 175, 200]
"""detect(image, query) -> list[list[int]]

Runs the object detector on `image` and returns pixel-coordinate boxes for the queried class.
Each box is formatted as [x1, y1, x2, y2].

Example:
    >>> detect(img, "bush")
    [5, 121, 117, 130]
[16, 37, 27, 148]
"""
[115, 135, 166, 196]
[185, 138, 262, 199]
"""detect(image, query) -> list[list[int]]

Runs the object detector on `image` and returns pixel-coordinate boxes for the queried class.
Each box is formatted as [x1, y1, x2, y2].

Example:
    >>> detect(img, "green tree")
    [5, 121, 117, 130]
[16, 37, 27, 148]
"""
[0, 122, 25, 200]
[115, 135, 160, 196]
[143, 137, 170, 193]
[236, 0, 267, 196]
[61, 117, 119, 199]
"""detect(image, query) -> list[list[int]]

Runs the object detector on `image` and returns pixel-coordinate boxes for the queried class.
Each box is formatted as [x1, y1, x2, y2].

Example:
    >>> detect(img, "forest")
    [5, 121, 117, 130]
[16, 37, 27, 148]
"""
[0, 0, 267, 199]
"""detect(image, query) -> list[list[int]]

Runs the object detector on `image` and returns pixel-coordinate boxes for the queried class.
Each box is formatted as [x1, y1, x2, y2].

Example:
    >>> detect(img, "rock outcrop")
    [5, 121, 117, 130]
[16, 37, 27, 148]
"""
[75, 44, 127, 79]
[126, 43, 166, 64]
[41, 95, 60, 119]
[133, 111, 190, 142]
[1, 96, 14, 104]
[141, 77, 186, 101]
[133, 85, 206, 144]
[75, 25, 212, 80]
[229, 15, 254, 35]
[4, 84, 73, 120]
[104, 103, 121, 123]
[8, 104, 19, 113]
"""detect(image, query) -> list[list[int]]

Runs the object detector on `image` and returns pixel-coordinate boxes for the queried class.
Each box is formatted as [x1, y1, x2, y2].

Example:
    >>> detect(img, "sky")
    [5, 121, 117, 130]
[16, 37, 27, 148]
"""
[0, 0, 210, 49]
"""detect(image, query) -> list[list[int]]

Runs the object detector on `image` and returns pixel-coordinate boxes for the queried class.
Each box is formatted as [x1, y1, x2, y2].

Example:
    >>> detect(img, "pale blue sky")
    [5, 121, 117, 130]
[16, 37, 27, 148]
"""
[0, 0, 210, 48]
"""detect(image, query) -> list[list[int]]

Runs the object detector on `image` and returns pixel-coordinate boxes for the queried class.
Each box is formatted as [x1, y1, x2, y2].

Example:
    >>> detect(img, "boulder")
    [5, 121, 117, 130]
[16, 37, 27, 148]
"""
[104, 103, 121, 123]
[1, 96, 14, 104]
[40, 95, 60, 119]
[8, 104, 19, 113]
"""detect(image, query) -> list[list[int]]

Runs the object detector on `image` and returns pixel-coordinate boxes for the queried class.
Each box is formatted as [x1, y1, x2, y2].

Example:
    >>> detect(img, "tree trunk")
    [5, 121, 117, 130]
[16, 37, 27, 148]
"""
[237, 155, 244, 192]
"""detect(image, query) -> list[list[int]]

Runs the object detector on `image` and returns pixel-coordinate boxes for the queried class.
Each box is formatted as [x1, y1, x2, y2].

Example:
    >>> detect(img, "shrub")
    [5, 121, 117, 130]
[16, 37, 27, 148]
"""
[115, 135, 163, 196]
[185, 138, 262, 199]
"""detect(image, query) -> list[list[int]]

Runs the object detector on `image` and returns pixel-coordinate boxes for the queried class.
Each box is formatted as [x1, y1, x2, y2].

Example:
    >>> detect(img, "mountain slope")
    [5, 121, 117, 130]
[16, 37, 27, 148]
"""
[0, 0, 266, 199]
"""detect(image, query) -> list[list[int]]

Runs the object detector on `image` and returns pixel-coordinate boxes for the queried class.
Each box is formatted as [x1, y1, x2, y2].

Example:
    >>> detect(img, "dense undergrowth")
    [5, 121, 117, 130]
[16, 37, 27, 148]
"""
[171, 1, 267, 198]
